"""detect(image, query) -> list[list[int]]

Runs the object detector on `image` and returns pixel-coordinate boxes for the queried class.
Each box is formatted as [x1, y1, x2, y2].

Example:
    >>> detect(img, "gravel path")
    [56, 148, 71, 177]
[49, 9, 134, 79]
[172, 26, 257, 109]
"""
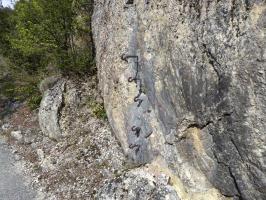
[0, 138, 36, 200]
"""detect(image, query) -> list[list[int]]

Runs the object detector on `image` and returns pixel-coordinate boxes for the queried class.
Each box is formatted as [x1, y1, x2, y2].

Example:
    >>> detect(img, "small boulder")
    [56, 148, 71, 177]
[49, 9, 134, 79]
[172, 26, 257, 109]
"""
[39, 79, 65, 140]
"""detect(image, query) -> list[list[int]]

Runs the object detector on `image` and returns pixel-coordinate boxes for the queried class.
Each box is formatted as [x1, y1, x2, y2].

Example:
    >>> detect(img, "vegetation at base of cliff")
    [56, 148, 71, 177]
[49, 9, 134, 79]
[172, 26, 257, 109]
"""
[92, 103, 108, 120]
[0, 0, 95, 110]
[86, 97, 108, 120]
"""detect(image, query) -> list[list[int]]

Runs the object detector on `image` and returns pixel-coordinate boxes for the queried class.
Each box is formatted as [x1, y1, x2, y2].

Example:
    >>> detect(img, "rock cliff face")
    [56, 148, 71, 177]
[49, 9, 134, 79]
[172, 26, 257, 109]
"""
[92, 0, 266, 199]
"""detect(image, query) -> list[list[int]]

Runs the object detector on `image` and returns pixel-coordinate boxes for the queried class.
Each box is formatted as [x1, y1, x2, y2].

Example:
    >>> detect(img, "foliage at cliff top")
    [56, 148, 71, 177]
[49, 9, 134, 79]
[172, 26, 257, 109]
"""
[0, 0, 95, 110]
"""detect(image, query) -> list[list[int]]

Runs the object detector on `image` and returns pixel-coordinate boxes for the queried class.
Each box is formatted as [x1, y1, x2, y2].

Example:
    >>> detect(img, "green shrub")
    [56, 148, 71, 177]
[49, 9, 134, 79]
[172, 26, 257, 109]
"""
[87, 98, 107, 120]
[0, 0, 95, 111]
[27, 94, 42, 110]
[92, 103, 107, 120]
[9, 0, 95, 74]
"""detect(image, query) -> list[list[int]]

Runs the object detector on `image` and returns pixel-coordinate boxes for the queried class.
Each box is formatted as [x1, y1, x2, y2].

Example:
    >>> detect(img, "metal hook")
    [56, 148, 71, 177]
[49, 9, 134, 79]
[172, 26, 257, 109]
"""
[134, 92, 143, 107]
[135, 98, 143, 107]
[131, 126, 141, 137]
[121, 54, 138, 62]
[128, 77, 136, 83]
[122, 53, 144, 107]
[121, 54, 139, 82]
[129, 144, 140, 154]
[121, 53, 129, 62]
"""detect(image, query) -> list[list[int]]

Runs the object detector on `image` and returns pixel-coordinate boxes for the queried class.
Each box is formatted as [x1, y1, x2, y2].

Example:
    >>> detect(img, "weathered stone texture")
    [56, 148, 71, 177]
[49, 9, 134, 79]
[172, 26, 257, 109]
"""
[38, 79, 65, 140]
[92, 0, 266, 199]
[97, 167, 180, 200]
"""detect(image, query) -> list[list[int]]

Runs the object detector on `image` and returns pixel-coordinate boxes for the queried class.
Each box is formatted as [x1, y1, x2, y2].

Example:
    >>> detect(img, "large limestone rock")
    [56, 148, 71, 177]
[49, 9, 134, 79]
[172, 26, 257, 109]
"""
[92, 1, 266, 199]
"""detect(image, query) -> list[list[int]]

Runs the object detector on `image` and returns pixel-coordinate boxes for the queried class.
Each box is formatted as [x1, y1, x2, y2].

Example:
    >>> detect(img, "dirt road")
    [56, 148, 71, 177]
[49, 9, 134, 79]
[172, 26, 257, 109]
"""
[0, 138, 36, 200]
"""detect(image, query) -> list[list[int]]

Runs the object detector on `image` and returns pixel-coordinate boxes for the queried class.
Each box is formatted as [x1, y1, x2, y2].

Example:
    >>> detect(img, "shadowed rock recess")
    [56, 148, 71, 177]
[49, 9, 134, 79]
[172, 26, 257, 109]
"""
[92, 0, 266, 200]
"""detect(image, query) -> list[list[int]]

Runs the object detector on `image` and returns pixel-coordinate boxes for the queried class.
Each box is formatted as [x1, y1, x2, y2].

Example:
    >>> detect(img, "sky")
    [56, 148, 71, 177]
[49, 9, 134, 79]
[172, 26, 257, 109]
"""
[2, 0, 15, 8]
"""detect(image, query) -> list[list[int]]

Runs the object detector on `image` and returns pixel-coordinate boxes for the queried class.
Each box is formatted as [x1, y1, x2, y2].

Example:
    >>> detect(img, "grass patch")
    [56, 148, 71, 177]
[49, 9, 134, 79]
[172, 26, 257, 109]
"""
[86, 98, 107, 120]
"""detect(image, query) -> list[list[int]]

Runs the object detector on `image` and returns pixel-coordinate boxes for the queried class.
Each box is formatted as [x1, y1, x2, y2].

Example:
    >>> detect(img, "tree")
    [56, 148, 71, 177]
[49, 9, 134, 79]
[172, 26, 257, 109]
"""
[0, 7, 14, 55]
[0, 0, 95, 110]
[10, 0, 94, 73]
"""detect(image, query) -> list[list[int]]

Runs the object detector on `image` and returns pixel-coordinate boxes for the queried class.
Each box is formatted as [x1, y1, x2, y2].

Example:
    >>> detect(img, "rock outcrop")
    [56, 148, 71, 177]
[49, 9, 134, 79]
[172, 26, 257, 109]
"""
[92, 1, 266, 199]
[13, 77, 125, 199]
[38, 79, 65, 140]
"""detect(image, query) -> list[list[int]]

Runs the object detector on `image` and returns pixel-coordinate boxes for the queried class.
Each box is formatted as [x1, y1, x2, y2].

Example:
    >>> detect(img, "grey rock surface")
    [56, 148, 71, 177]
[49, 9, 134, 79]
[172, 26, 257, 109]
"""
[97, 167, 180, 200]
[38, 79, 65, 140]
[0, 138, 36, 200]
[92, 1, 266, 199]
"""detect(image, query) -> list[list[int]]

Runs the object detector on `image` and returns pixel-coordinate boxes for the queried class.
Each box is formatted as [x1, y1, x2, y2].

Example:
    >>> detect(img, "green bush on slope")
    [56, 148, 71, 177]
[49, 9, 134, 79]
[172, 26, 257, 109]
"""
[0, 0, 95, 110]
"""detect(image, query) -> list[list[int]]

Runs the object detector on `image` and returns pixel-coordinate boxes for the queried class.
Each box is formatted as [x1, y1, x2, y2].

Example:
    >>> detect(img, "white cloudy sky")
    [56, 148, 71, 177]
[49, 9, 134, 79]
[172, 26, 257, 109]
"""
[2, 0, 15, 7]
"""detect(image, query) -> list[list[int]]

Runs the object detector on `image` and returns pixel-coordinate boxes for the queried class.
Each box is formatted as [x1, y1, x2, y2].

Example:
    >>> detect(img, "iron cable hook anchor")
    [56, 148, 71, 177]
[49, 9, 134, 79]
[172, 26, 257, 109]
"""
[121, 54, 139, 63]
[129, 143, 140, 154]
[134, 96, 143, 107]
[131, 126, 141, 137]
[121, 53, 129, 62]
[134, 87, 143, 107]
[121, 53, 145, 107]
[128, 76, 137, 83]
[121, 54, 139, 83]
